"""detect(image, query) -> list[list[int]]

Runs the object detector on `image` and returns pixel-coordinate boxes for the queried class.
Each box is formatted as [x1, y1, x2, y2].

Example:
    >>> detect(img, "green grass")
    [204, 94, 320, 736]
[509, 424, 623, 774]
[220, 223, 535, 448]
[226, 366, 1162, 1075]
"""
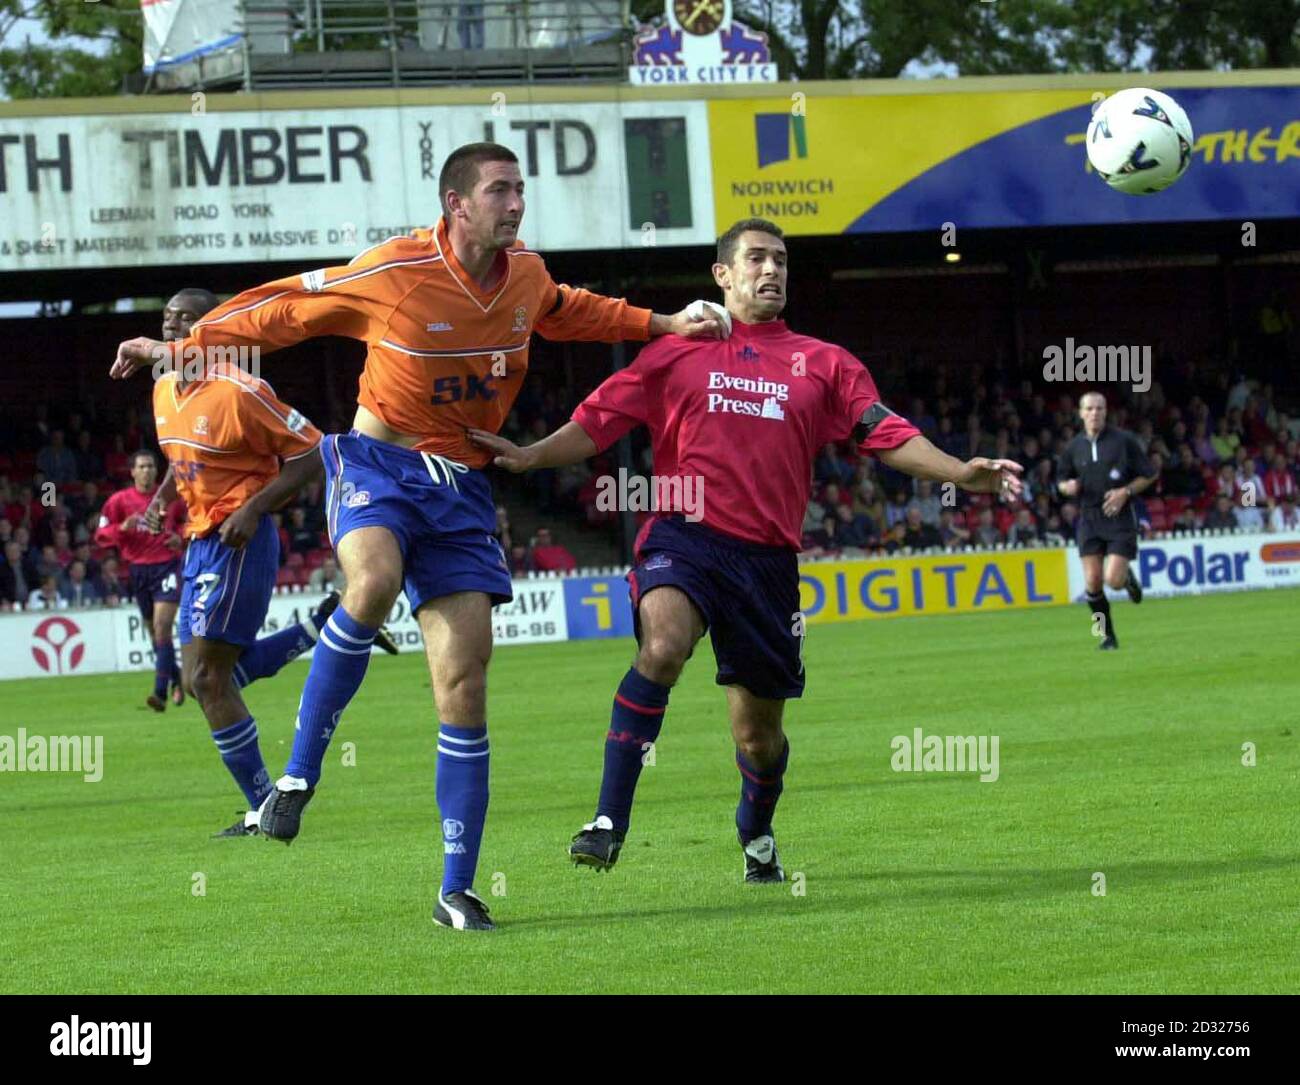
[2, 590, 1298, 993]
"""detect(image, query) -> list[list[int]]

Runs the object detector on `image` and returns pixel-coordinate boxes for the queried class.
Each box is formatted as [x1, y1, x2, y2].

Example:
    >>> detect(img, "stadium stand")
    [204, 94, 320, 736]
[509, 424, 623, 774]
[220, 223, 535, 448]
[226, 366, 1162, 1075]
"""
[1, 263, 1296, 608]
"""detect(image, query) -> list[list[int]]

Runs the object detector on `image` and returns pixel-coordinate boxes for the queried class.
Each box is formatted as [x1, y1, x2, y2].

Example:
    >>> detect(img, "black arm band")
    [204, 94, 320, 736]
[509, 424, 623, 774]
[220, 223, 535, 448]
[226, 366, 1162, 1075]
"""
[853, 402, 896, 443]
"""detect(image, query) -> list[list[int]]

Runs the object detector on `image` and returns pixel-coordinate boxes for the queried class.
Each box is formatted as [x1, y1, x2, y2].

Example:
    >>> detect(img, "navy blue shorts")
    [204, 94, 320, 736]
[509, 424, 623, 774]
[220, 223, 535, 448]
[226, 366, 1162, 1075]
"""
[129, 558, 182, 622]
[178, 514, 279, 648]
[322, 431, 512, 612]
[629, 516, 805, 700]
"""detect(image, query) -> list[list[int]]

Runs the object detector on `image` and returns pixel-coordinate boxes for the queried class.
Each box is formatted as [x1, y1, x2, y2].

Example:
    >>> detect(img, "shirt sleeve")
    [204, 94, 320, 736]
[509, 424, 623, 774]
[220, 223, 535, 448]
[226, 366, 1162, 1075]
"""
[93, 492, 126, 549]
[1056, 444, 1078, 481]
[825, 350, 920, 452]
[1127, 433, 1155, 477]
[535, 276, 652, 343]
[569, 344, 664, 452]
[186, 261, 397, 357]
[238, 382, 324, 461]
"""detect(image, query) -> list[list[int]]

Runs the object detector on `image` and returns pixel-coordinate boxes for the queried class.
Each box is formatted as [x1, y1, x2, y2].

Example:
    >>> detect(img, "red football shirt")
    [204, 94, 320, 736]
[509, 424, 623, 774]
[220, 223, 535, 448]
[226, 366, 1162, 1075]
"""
[571, 318, 920, 549]
[95, 486, 186, 566]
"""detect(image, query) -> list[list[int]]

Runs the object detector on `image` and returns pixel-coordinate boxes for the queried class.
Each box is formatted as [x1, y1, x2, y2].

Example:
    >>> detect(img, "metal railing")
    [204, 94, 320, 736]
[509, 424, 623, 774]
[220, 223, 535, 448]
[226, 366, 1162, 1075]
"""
[239, 0, 627, 56]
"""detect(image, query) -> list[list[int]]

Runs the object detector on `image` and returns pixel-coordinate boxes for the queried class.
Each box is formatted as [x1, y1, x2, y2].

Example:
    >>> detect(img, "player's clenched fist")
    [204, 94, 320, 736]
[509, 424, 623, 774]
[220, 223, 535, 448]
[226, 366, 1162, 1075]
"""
[218, 503, 261, 550]
[651, 302, 731, 340]
[111, 336, 167, 380]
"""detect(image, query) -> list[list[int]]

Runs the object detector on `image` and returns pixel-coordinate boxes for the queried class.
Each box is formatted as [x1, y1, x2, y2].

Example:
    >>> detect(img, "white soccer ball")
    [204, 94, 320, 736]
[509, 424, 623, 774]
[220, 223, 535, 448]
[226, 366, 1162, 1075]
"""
[1085, 88, 1194, 195]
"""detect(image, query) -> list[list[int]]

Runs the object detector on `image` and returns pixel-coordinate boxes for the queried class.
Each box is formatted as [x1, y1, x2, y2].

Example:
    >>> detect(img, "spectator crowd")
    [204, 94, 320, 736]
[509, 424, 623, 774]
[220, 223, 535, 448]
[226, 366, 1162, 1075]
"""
[2, 367, 1297, 608]
[797, 374, 1299, 558]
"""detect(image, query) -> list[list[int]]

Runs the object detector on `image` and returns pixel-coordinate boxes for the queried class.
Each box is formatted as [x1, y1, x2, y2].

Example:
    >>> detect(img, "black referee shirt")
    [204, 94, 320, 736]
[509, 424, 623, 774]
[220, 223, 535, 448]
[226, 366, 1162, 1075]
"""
[1056, 426, 1154, 511]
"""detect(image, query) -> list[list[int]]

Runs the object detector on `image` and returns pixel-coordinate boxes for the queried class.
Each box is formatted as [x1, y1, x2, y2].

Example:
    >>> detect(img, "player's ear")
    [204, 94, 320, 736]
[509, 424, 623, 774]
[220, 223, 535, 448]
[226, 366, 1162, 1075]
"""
[711, 262, 729, 290]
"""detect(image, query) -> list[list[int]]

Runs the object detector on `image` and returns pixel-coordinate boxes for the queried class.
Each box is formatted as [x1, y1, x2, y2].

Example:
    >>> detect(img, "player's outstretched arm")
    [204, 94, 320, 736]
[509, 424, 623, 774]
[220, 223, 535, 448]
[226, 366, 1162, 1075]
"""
[218, 452, 324, 550]
[535, 282, 728, 344]
[877, 435, 1024, 498]
[110, 262, 394, 380]
[468, 423, 597, 473]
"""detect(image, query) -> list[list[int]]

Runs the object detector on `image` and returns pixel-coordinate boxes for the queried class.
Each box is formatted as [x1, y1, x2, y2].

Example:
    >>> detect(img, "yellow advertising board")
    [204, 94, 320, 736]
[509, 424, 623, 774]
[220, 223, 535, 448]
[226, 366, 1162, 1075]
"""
[798, 549, 1070, 623]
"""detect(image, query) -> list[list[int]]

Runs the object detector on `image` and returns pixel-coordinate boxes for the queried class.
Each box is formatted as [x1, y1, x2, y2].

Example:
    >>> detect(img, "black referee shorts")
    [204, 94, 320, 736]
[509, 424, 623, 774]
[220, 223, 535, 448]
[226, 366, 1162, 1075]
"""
[1077, 508, 1139, 560]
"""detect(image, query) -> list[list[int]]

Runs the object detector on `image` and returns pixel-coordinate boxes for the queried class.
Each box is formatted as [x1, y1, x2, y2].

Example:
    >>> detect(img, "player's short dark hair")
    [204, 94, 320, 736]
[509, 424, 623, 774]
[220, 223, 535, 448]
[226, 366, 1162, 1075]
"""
[717, 218, 785, 267]
[132, 449, 157, 468]
[171, 288, 220, 317]
[439, 143, 520, 214]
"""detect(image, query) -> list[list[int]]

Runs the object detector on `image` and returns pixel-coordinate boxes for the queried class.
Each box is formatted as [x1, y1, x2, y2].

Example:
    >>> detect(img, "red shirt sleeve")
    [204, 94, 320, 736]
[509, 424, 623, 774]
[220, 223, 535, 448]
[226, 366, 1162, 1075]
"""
[570, 346, 661, 452]
[826, 350, 920, 453]
[93, 491, 126, 550]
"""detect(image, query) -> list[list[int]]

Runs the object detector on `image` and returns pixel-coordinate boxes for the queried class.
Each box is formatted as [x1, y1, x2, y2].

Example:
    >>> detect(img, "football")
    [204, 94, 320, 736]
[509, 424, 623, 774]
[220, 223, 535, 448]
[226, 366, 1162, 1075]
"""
[1085, 87, 1194, 195]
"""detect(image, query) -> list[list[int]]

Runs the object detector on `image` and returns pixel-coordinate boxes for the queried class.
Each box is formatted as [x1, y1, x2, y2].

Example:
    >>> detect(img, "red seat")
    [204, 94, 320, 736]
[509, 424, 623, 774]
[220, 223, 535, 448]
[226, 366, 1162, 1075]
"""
[305, 549, 328, 568]
[275, 568, 298, 587]
[285, 551, 304, 568]
[1165, 497, 1188, 515]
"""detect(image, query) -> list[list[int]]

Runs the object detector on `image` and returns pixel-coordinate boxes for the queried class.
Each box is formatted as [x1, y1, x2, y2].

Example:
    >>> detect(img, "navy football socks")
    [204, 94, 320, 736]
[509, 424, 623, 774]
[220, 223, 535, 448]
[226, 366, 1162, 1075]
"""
[736, 739, 789, 844]
[595, 668, 671, 834]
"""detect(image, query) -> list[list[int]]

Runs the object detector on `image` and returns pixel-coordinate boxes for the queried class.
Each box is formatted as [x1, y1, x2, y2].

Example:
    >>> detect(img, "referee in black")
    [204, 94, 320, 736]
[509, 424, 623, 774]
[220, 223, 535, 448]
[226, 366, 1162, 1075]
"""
[1056, 392, 1156, 649]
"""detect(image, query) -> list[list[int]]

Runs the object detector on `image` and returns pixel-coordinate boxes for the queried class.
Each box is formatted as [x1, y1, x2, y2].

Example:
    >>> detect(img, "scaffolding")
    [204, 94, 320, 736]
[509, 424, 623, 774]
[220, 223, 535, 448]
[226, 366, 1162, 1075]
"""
[140, 0, 632, 92]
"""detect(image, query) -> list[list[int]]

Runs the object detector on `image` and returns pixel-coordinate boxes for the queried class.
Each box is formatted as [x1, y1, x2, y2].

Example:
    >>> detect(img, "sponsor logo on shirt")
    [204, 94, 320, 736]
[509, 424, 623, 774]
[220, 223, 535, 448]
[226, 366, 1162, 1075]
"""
[426, 321, 454, 331]
[1110, 468, 1122, 480]
[345, 490, 371, 508]
[285, 409, 309, 434]
[194, 415, 209, 435]
[512, 305, 528, 333]
[705, 370, 790, 419]
[644, 554, 672, 571]
[300, 268, 327, 292]
[156, 416, 167, 425]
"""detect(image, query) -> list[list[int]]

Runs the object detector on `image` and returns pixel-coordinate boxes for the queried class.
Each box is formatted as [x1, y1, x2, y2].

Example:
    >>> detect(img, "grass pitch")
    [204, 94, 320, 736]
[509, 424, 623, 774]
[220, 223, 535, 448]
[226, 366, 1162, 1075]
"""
[2, 590, 1297, 993]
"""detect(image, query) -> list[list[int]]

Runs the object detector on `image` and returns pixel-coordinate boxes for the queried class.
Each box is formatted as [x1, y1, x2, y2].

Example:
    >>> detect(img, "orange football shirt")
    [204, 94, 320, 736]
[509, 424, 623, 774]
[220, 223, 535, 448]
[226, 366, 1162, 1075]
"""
[152, 364, 322, 538]
[184, 216, 652, 467]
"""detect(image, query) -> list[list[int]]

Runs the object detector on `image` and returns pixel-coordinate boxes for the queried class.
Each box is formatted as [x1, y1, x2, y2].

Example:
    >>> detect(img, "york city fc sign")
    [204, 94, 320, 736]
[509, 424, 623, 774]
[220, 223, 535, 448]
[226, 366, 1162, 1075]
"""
[629, 0, 777, 86]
